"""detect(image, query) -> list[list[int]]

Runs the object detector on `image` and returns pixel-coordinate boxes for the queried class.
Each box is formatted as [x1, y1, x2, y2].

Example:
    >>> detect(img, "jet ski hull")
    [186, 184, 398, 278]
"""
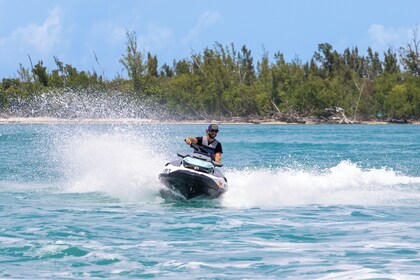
[159, 168, 227, 200]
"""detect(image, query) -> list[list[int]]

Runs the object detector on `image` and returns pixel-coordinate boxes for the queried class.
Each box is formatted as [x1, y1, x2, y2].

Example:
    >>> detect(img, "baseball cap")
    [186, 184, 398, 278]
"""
[207, 124, 219, 131]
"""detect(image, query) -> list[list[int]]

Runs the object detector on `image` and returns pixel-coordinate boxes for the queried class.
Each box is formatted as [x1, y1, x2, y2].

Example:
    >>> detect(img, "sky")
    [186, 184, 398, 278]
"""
[1, 0, 419, 79]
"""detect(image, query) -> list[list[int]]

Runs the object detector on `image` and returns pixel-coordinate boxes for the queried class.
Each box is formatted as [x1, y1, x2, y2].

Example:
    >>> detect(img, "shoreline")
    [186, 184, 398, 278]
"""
[0, 117, 418, 125]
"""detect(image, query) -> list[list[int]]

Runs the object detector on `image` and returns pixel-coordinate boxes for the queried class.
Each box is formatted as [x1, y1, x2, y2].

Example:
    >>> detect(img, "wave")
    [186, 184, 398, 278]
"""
[221, 161, 420, 208]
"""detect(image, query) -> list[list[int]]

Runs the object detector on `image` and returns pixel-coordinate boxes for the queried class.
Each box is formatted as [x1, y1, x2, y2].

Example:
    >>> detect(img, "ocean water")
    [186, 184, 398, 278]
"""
[0, 123, 419, 279]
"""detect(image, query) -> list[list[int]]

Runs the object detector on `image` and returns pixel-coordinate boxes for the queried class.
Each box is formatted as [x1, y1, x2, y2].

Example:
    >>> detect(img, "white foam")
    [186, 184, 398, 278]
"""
[55, 128, 166, 202]
[315, 268, 415, 280]
[34, 244, 67, 257]
[221, 161, 420, 208]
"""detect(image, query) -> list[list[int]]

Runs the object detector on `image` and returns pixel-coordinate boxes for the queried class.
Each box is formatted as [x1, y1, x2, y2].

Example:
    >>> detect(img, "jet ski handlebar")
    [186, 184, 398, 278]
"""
[178, 142, 223, 167]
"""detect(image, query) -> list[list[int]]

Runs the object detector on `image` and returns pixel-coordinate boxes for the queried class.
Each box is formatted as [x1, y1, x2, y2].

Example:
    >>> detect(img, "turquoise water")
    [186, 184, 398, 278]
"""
[1, 124, 419, 279]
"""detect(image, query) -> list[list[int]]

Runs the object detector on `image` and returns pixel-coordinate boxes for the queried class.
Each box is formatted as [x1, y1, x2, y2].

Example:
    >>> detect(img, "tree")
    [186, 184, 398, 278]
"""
[400, 27, 420, 76]
[314, 43, 336, 77]
[17, 64, 32, 84]
[175, 59, 191, 75]
[342, 47, 364, 77]
[385, 84, 414, 119]
[32, 61, 48, 87]
[146, 52, 158, 77]
[238, 45, 256, 85]
[257, 49, 271, 86]
[119, 30, 145, 92]
[366, 47, 382, 79]
[160, 63, 174, 77]
[383, 48, 400, 74]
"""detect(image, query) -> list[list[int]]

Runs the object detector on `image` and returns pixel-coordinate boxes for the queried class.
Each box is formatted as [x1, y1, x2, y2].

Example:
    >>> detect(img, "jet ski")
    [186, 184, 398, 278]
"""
[158, 143, 228, 200]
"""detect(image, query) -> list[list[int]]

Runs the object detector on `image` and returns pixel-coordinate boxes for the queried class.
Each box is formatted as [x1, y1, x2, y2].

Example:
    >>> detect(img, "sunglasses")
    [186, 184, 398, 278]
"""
[209, 129, 219, 133]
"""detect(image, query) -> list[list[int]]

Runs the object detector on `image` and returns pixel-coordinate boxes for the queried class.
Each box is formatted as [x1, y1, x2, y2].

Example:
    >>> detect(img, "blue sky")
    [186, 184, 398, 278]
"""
[1, 0, 419, 79]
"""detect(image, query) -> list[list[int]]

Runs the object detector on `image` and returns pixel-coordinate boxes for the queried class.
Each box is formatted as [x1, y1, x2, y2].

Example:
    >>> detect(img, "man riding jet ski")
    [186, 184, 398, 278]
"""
[184, 124, 223, 163]
[158, 124, 228, 200]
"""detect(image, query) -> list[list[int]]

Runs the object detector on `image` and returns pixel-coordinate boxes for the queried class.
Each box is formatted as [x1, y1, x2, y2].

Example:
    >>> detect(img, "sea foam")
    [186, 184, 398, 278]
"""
[55, 127, 166, 202]
[222, 161, 420, 208]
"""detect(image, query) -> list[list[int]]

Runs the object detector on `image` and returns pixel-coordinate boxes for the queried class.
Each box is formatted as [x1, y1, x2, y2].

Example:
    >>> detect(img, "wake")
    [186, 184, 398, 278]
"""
[221, 161, 420, 208]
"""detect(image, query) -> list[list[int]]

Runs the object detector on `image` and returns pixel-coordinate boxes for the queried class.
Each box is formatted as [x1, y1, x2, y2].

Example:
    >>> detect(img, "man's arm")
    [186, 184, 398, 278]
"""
[185, 137, 198, 145]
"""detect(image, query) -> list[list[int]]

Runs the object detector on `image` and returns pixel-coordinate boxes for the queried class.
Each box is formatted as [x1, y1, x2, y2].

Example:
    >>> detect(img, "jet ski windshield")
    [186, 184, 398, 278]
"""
[182, 157, 214, 174]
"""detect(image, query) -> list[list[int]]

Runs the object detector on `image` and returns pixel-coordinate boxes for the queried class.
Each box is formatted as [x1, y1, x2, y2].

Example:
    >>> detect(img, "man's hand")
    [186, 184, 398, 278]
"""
[185, 138, 192, 145]
[214, 152, 221, 162]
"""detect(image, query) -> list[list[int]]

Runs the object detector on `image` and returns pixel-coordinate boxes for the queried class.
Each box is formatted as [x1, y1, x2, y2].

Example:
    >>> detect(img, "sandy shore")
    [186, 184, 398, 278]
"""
[0, 117, 159, 125]
[0, 117, 418, 125]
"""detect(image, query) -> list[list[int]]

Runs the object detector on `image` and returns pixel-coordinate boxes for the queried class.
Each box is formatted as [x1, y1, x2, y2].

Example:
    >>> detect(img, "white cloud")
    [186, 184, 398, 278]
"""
[182, 10, 222, 45]
[138, 24, 173, 51]
[368, 24, 411, 48]
[90, 22, 127, 45]
[89, 21, 173, 51]
[12, 7, 63, 54]
[112, 27, 127, 43]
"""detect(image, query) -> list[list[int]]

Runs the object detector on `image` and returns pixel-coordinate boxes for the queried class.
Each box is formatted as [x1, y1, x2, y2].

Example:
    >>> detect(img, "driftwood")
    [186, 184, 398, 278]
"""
[321, 107, 360, 124]
[272, 112, 306, 124]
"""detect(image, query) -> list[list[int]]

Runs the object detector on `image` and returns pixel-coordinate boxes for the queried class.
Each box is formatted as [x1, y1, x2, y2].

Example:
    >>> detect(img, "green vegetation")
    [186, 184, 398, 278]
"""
[1, 30, 419, 121]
